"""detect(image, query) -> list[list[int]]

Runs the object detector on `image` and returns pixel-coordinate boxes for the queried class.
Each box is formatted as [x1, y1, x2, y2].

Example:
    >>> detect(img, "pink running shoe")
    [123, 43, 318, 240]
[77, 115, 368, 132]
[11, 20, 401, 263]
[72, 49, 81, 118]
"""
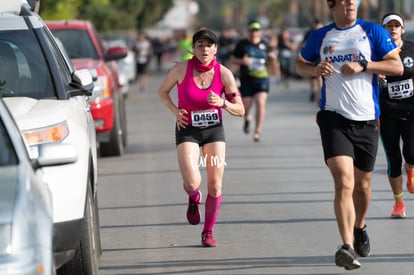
[201, 231, 217, 247]
[186, 191, 201, 225]
[391, 201, 406, 218]
[407, 170, 414, 194]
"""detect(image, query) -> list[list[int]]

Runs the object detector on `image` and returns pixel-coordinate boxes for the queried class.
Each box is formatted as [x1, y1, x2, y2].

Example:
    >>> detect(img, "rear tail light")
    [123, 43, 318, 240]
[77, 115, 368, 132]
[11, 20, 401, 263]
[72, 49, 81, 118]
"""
[90, 75, 110, 100]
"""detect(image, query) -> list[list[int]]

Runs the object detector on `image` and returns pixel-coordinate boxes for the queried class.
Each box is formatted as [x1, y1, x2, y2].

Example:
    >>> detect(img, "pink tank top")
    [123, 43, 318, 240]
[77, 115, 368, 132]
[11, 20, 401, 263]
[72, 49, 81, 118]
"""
[177, 60, 224, 125]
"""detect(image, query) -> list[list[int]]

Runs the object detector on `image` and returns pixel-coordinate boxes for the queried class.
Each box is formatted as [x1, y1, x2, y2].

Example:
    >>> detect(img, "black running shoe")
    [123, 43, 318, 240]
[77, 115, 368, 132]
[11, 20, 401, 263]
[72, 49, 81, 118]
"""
[243, 118, 250, 134]
[354, 225, 370, 257]
[335, 244, 361, 270]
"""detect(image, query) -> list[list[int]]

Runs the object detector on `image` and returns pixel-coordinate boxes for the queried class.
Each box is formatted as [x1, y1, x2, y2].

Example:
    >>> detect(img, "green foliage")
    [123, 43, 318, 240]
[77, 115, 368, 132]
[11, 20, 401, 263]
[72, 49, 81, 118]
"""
[40, 0, 82, 20]
[196, 0, 288, 31]
[135, 0, 173, 31]
[37, 0, 412, 34]
[40, 0, 172, 33]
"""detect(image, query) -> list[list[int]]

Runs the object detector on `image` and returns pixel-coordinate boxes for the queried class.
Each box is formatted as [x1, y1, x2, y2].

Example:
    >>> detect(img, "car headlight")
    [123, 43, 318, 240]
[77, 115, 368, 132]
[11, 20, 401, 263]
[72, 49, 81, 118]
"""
[0, 223, 12, 256]
[23, 121, 69, 146]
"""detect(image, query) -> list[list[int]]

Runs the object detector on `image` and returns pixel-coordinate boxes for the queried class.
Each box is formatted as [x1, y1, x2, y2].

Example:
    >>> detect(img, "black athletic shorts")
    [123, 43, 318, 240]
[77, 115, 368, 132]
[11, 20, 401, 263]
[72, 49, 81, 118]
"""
[175, 123, 225, 146]
[240, 77, 269, 97]
[137, 62, 149, 75]
[316, 110, 379, 172]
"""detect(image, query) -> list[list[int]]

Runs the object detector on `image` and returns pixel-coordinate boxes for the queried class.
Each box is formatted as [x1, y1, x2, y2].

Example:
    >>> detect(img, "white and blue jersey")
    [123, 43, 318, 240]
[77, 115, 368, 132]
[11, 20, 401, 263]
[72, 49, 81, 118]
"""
[300, 18, 399, 121]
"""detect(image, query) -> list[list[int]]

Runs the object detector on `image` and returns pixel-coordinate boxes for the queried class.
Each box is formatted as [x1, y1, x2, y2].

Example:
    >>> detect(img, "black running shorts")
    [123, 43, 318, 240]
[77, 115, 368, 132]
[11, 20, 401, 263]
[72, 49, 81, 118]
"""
[175, 123, 225, 146]
[240, 77, 269, 97]
[316, 110, 379, 172]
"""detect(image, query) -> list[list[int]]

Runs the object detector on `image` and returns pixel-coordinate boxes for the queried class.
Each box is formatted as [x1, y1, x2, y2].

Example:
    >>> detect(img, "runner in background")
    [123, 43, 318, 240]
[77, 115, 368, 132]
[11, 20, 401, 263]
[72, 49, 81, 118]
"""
[379, 12, 414, 218]
[231, 20, 276, 142]
[134, 32, 153, 92]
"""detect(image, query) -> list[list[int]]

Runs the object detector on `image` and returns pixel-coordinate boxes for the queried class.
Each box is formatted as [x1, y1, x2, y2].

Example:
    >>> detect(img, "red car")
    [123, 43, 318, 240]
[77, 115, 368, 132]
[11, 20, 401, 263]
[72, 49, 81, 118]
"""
[47, 20, 128, 156]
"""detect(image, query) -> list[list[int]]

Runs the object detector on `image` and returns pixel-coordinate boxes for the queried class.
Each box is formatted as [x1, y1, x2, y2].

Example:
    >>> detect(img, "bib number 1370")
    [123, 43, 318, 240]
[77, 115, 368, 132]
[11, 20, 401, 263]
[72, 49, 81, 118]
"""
[388, 79, 414, 99]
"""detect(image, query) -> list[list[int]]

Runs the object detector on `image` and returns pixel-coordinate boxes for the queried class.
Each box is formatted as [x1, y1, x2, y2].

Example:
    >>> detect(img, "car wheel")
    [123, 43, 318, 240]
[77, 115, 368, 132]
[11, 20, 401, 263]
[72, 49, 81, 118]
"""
[99, 106, 123, 157]
[57, 182, 100, 275]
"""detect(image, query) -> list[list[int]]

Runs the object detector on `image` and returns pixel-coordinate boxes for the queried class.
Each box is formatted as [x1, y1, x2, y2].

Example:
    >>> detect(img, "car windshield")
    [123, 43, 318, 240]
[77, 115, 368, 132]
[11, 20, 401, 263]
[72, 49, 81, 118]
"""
[0, 30, 55, 99]
[51, 29, 99, 60]
[0, 119, 17, 166]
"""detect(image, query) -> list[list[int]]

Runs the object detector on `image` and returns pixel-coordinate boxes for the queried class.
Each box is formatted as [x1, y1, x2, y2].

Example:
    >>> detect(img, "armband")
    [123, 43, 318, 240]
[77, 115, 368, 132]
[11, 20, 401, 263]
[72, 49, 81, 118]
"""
[225, 91, 241, 101]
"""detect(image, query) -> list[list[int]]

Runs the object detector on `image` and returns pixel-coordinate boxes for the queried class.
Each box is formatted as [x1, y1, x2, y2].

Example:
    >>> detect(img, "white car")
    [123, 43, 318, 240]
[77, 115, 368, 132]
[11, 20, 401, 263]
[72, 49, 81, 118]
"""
[0, 1, 101, 274]
[0, 97, 77, 275]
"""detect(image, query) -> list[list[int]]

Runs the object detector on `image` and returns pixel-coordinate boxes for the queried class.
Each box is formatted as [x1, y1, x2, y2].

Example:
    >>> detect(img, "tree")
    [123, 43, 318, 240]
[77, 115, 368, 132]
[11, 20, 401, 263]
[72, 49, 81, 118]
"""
[39, 0, 83, 19]
[39, 0, 172, 33]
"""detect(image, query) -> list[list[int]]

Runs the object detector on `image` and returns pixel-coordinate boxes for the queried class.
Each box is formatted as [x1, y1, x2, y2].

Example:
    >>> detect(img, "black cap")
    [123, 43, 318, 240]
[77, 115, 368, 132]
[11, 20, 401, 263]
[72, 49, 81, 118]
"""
[192, 29, 218, 44]
[327, 0, 335, 7]
[248, 21, 262, 30]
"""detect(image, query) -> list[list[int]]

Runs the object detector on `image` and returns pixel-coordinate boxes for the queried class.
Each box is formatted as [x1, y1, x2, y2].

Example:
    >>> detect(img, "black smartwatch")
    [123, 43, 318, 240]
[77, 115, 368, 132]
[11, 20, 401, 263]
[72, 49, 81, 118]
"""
[358, 59, 368, 72]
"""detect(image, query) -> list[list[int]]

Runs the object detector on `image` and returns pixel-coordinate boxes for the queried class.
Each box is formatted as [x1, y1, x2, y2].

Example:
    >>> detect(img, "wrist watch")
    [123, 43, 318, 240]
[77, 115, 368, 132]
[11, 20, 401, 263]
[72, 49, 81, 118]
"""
[358, 59, 368, 72]
[221, 99, 227, 108]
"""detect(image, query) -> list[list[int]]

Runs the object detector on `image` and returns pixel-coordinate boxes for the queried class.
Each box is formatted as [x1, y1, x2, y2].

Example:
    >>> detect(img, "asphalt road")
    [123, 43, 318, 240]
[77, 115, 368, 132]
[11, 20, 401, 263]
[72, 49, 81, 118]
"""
[96, 72, 414, 275]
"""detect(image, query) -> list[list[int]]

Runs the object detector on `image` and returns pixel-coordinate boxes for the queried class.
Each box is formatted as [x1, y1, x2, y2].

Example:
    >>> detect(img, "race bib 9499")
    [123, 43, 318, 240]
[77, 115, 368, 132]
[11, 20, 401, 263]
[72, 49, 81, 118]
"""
[191, 109, 220, 127]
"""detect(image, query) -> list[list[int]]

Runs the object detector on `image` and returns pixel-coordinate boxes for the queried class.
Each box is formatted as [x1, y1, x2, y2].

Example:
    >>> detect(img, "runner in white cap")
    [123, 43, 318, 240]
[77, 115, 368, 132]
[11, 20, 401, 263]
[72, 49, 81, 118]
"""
[379, 12, 414, 219]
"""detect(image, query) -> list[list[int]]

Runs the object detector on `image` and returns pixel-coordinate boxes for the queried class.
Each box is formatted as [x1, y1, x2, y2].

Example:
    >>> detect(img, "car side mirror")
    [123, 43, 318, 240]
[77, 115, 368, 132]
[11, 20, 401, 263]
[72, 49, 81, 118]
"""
[32, 143, 78, 170]
[105, 46, 128, 62]
[68, 69, 94, 97]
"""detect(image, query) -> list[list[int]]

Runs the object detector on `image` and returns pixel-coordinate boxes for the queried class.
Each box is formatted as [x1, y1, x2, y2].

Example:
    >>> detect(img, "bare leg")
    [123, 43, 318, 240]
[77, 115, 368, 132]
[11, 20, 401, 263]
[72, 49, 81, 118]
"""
[353, 167, 372, 229]
[177, 142, 201, 192]
[253, 91, 268, 136]
[242, 96, 253, 134]
[327, 156, 355, 247]
[389, 175, 403, 201]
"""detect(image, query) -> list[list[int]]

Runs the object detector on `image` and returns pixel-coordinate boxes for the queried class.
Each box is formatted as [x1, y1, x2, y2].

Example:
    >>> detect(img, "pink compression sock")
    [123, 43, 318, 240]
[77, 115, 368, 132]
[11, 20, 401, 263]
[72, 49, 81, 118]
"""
[203, 194, 222, 233]
[183, 184, 201, 202]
